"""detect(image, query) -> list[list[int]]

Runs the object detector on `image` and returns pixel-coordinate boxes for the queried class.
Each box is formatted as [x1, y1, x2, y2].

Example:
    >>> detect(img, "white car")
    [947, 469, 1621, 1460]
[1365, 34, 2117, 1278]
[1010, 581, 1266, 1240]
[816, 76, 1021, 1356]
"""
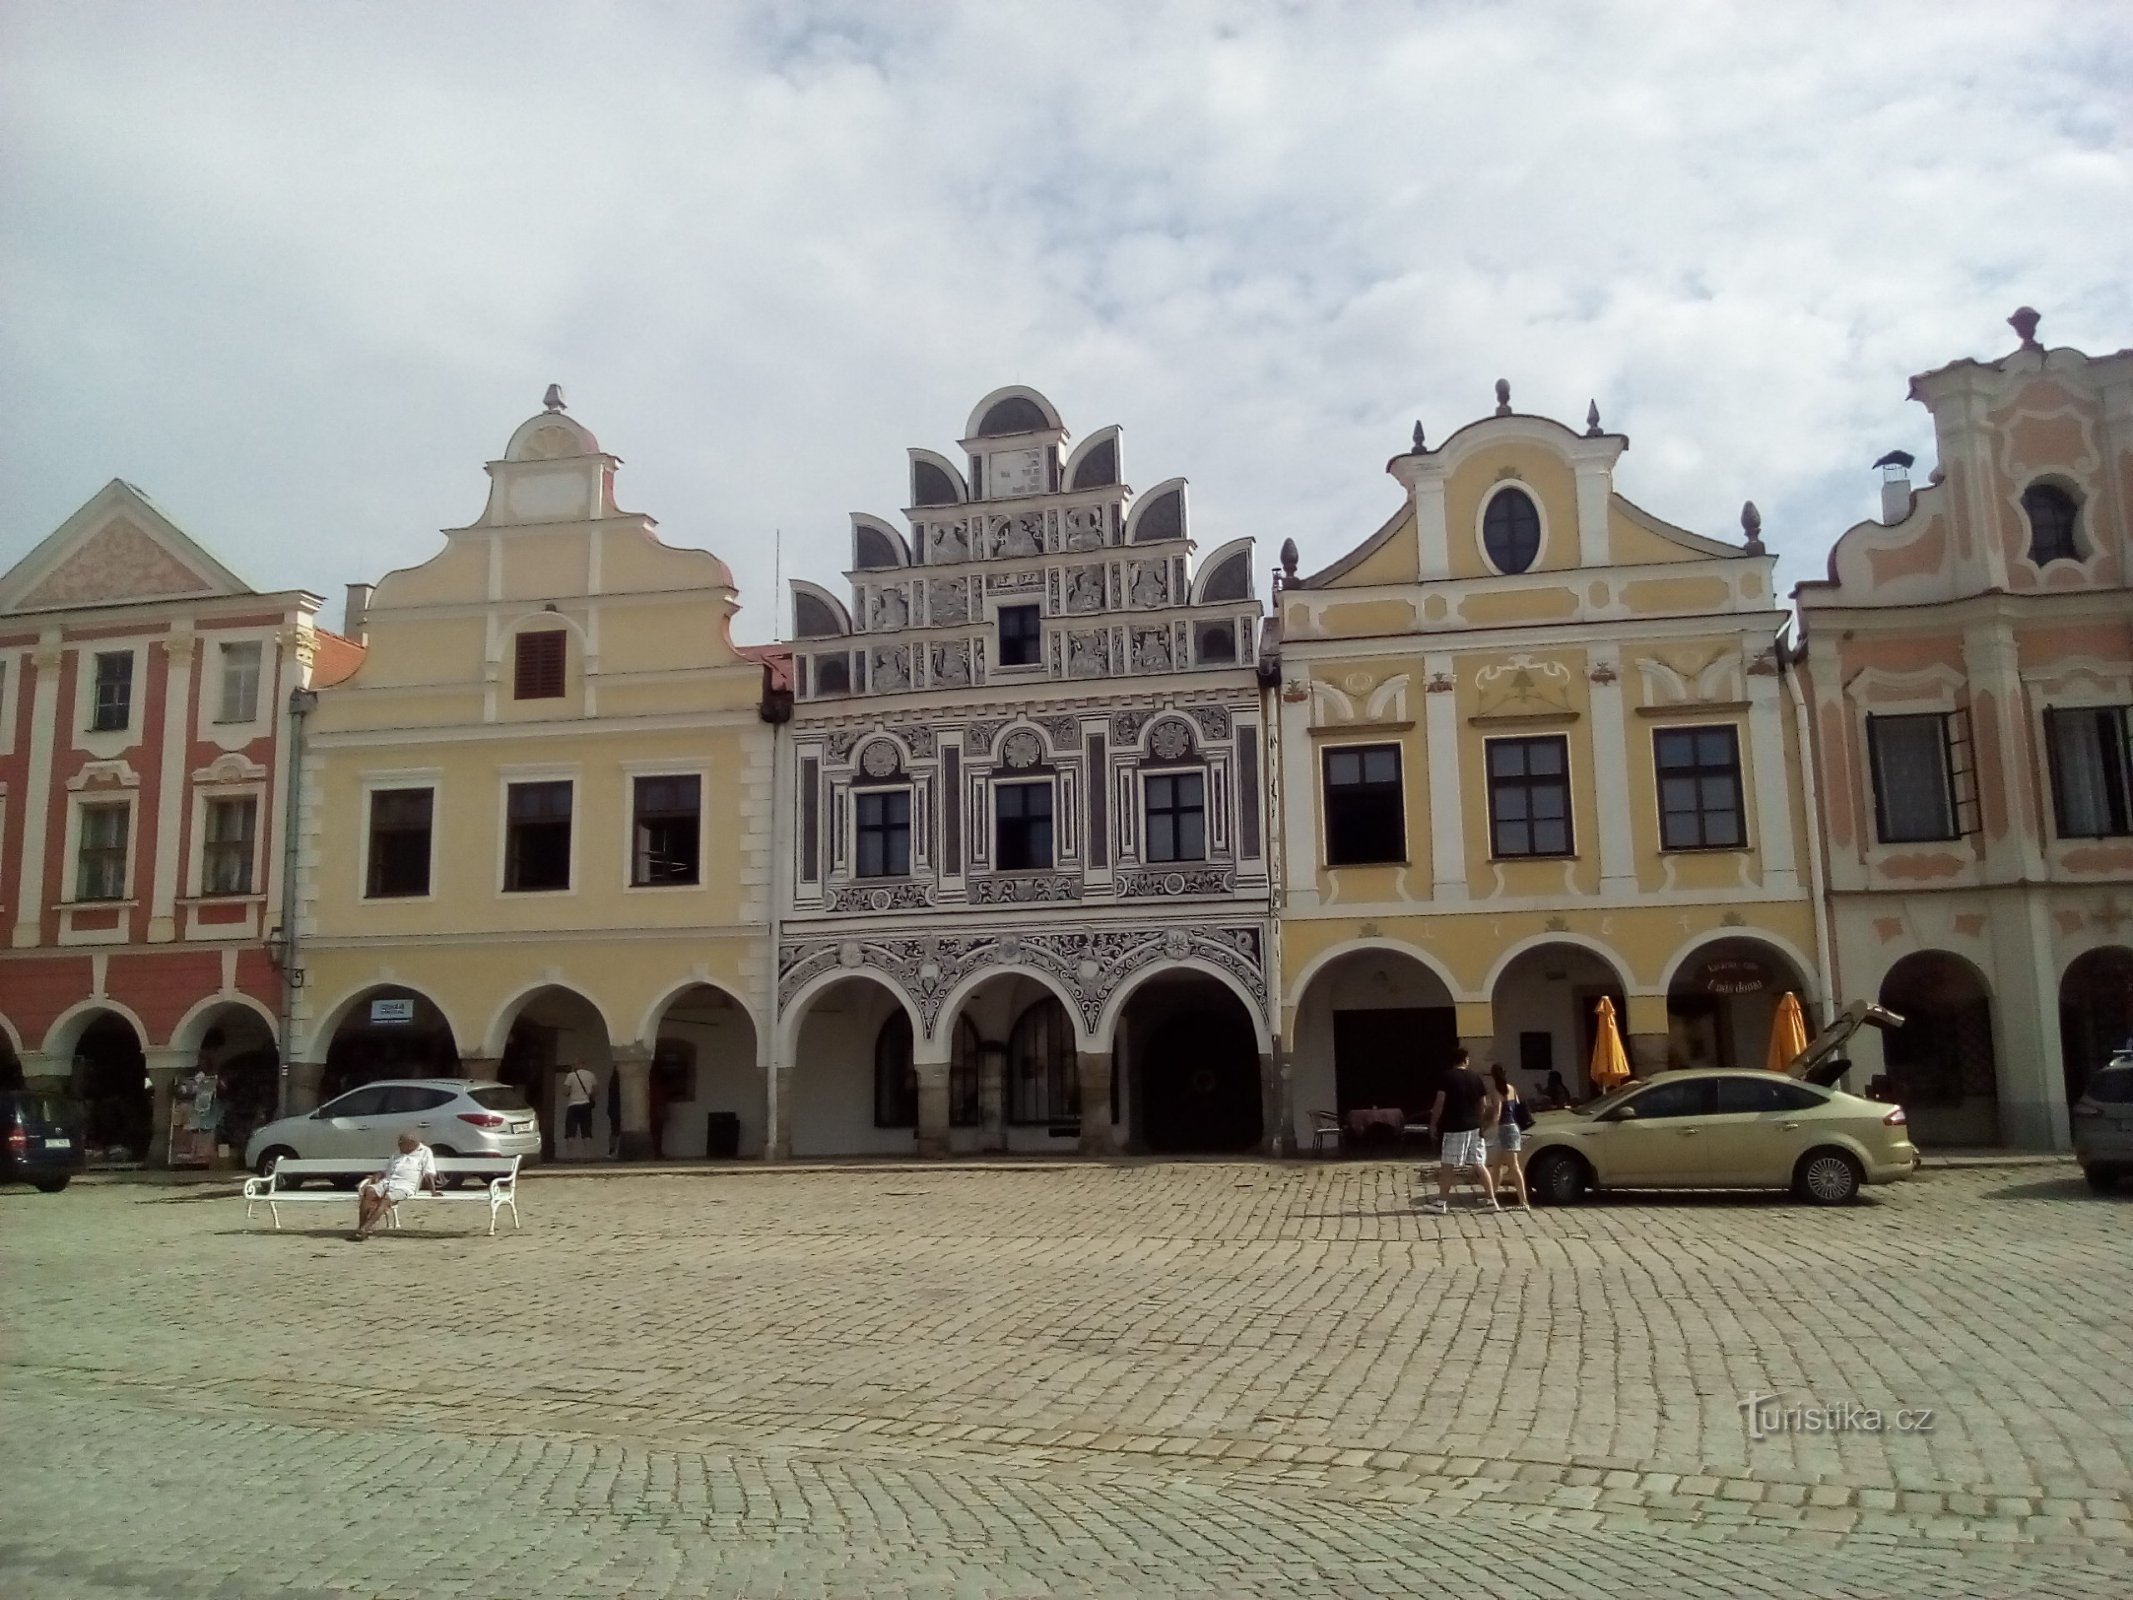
[246, 1079, 541, 1182]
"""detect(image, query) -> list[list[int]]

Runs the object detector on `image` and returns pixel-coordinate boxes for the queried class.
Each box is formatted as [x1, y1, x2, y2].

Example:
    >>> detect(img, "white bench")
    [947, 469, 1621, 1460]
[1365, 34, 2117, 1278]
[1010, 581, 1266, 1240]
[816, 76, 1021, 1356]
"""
[243, 1155, 523, 1235]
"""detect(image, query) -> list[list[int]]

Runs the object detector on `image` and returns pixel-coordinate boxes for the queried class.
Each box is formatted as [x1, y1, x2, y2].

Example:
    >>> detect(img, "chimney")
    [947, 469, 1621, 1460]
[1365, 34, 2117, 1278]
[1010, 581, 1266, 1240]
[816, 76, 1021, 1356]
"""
[344, 582, 374, 643]
[1874, 450, 1914, 525]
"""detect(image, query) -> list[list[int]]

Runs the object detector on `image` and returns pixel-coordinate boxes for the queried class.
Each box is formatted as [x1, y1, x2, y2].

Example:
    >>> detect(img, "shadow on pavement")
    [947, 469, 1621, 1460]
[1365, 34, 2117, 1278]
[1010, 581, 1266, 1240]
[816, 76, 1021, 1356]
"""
[1984, 1175, 2131, 1201]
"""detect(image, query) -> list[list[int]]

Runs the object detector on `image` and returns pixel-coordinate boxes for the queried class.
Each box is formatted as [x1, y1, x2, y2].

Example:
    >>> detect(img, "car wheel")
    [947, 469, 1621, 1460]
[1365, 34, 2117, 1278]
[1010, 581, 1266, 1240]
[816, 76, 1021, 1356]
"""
[256, 1146, 300, 1187]
[1795, 1147, 1863, 1205]
[1527, 1150, 1591, 1206]
[33, 1177, 70, 1193]
[431, 1146, 468, 1189]
[2083, 1165, 2121, 1194]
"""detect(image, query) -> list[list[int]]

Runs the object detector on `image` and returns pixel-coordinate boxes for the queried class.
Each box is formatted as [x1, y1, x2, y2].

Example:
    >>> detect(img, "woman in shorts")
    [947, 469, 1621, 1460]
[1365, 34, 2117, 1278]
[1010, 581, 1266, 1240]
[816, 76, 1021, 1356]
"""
[1487, 1062, 1531, 1210]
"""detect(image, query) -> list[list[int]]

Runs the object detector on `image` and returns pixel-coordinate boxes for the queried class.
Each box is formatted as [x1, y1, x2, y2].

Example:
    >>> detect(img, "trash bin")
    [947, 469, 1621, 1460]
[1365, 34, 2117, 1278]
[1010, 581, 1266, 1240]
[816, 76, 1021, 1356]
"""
[705, 1111, 741, 1160]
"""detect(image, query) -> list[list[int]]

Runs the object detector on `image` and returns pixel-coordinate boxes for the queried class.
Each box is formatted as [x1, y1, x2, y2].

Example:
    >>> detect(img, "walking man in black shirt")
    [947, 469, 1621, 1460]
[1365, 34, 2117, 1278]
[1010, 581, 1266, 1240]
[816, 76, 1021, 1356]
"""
[1421, 1046, 1500, 1214]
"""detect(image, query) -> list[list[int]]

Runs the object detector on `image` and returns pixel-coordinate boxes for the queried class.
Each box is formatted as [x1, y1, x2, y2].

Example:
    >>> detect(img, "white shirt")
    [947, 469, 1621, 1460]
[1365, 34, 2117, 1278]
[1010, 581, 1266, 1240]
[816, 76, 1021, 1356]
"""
[380, 1144, 436, 1194]
[564, 1068, 596, 1106]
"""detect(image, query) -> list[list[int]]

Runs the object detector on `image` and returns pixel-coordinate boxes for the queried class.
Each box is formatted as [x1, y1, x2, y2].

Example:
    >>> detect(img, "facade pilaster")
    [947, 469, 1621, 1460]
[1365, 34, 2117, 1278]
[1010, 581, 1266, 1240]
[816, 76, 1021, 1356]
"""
[147, 631, 196, 943]
[12, 638, 63, 948]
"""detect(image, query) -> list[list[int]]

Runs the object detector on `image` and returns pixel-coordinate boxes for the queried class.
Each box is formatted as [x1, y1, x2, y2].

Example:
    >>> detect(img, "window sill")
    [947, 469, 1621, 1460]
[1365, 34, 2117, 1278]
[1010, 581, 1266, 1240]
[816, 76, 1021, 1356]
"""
[61, 897, 138, 909]
[1488, 854, 1579, 864]
[1657, 845, 1750, 856]
[626, 879, 704, 891]
[179, 892, 268, 905]
[364, 891, 437, 903]
[501, 887, 577, 897]
[1324, 859, 1410, 869]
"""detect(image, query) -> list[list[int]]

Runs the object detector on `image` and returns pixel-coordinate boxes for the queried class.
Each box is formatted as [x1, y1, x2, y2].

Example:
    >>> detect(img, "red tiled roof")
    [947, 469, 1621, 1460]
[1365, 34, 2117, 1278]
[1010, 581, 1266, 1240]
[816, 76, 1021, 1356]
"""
[738, 642, 793, 693]
[310, 629, 367, 688]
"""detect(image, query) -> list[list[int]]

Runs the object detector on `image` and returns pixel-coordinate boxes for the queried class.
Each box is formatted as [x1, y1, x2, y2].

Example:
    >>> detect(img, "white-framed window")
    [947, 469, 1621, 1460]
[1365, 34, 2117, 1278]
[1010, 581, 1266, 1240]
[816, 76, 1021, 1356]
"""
[216, 640, 263, 723]
[993, 779, 1054, 870]
[1478, 483, 1546, 575]
[1652, 725, 1745, 851]
[1485, 734, 1574, 858]
[1143, 770, 1207, 863]
[364, 784, 437, 898]
[2046, 705, 2133, 839]
[503, 779, 574, 893]
[75, 799, 132, 901]
[1866, 712, 1977, 844]
[90, 650, 134, 732]
[630, 773, 702, 886]
[854, 787, 913, 877]
[200, 795, 259, 895]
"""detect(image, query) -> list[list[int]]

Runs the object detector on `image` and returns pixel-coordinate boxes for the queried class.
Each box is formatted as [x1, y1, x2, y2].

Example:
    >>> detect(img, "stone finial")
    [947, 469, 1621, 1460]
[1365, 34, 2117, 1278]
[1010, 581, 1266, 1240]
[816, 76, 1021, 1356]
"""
[1585, 399, 1602, 437]
[1279, 537, 1300, 578]
[2008, 306, 2041, 349]
[543, 383, 567, 412]
[1741, 500, 1765, 555]
[1411, 420, 1426, 452]
[1494, 379, 1512, 416]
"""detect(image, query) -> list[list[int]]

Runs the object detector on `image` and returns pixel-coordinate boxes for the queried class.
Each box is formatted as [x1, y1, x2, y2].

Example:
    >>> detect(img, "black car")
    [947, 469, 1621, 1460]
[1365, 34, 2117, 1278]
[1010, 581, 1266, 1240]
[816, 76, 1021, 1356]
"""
[1, 1091, 86, 1192]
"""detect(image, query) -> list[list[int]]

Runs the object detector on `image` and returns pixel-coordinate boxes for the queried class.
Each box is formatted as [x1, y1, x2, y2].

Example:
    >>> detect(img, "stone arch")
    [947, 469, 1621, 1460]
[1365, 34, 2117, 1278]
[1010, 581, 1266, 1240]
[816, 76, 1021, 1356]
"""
[303, 980, 464, 1066]
[966, 386, 1063, 440]
[782, 969, 928, 1158]
[932, 962, 1088, 1053]
[1660, 933, 1817, 1078]
[169, 992, 278, 1056]
[1489, 939, 1634, 1094]
[1481, 932, 1635, 1002]
[777, 965, 923, 1066]
[1284, 941, 1462, 1153]
[1190, 537, 1255, 603]
[1097, 957, 1272, 1056]
[633, 979, 762, 1057]
[1879, 949, 1999, 1146]
[1125, 478, 1187, 544]
[0, 1010, 25, 1059]
[1655, 928, 1819, 1003]
[1063, 425, 1121, 490]
[1286, 937, 1467, 1024]
[482, 981, 621, 1062]
[2059, 944, 2133, 1113]
[41, 998, 149, 1061]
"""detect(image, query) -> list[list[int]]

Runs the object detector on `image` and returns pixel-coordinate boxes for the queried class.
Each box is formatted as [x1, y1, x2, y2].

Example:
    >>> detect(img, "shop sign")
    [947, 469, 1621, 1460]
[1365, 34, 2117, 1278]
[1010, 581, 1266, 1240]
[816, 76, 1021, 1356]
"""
[1701, 958, 1767, 996]
[369, 998, 416, 1025]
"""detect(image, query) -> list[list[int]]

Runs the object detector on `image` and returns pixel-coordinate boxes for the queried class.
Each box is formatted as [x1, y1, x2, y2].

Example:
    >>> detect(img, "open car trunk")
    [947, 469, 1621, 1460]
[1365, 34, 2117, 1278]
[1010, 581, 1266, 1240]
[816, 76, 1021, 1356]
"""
[1786, 999, 1905, 1087]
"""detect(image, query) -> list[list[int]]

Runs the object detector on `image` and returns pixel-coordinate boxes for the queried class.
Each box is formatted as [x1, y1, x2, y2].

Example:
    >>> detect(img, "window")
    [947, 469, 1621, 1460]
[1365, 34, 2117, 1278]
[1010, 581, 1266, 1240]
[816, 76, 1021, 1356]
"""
[813, 654, 850, 696]
[1008, 997, 1077, 1124]
[319, 1085, 393, 1119]
[949, 1019, 981, 1129]
[380, 1085, 458, 1115]
[1322, 744, 1404, 865]
[1867, 712, 1978, 844]
[1714, 1077, 1826, 1115]
[201, 797, 257, 895]
[91, 652, 133, 732]
[994, 781, 1053, 870]
[856, 789, 912, 877]
[631, 775, 702, 885]
[997, 604, 1042, 668]
[1616, 1078, 1714, 1120]
[1144, 772, 1206, 863]
[875, 1014, 982, 1129]
[2046, 706, 2133, 839]
[1482, 487, 1542, 574]
[513, 630, 567, 700]
[1654, 726, 1744, 850]
[1487, 736, 1573, 857]
[504, 780, 573, 891]
[216, 641, 262, 723]
[2022, 483, 2081, 565]
[365, 787, 434, 897]
[75, 803, 129, 900]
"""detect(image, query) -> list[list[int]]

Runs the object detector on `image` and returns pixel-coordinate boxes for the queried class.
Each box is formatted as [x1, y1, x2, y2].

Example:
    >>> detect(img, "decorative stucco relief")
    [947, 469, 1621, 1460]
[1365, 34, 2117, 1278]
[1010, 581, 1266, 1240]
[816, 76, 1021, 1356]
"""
[19, 520, 216, 609]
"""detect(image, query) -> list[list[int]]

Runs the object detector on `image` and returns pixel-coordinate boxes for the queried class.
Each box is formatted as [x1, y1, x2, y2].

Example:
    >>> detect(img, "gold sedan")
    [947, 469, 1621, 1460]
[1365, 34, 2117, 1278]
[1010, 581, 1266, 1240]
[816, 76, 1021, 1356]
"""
[1521, 1068, 1920, 1206]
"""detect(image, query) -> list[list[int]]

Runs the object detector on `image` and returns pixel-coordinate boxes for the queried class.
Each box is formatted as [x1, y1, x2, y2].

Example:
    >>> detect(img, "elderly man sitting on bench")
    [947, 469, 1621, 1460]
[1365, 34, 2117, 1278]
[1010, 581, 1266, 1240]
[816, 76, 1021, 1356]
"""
[351, 1132, 440, 1241]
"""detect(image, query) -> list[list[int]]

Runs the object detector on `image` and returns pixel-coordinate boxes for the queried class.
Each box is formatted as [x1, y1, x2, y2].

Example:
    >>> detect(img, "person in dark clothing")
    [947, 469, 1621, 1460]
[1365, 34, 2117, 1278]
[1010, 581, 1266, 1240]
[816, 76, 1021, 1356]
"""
[605, 1066, 622, 1159]
[1421, 1046, 1500, 1214]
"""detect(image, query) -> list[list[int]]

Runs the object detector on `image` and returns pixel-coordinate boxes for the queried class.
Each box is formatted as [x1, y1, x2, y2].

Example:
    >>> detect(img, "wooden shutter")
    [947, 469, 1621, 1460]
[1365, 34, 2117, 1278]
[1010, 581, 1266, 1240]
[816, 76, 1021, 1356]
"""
[514, 631, 566, 699]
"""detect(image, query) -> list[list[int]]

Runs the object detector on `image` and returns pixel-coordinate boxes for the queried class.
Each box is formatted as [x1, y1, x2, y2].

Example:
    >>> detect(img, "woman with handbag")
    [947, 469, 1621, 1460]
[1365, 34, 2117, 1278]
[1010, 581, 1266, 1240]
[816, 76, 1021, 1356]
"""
[1486, 1062, 1532, 1210]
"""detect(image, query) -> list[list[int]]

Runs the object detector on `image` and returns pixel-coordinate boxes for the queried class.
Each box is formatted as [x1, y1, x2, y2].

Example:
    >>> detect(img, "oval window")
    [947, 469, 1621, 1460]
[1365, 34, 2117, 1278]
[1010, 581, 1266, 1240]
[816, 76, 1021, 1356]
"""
[1483, 488, 1541, 573]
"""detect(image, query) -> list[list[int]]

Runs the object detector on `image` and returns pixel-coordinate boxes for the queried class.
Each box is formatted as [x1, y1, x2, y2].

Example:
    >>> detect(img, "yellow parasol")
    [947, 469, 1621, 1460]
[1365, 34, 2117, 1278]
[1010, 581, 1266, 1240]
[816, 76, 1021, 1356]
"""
[1589, 996, 1632, 1092]
[1764, 991, 1809, 1073]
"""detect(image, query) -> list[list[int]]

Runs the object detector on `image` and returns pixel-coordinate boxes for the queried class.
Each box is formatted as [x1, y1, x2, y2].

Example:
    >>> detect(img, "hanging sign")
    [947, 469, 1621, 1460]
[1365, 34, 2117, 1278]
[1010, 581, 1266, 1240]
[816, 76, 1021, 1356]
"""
[369, 998, 416, 1024]
[1700, 958, 1768, 995]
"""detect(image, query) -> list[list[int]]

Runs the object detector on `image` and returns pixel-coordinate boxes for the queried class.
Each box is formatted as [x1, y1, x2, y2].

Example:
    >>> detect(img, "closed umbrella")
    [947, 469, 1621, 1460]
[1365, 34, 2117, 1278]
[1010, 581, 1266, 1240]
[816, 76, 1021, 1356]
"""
[1589, 996, 1632, 1092]
[1764, 991, 1809, 1073]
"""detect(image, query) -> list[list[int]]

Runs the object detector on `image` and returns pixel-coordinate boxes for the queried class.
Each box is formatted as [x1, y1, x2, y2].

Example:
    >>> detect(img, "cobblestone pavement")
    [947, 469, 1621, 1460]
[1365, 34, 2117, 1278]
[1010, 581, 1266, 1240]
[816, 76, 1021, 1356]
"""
[3, 1161, 2129, 1598]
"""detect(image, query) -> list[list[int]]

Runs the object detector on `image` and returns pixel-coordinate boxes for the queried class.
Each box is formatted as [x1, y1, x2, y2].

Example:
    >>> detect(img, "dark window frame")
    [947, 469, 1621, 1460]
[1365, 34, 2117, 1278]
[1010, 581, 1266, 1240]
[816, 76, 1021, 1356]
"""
[994, 780, 1054, 871]
[2021, 482, 2082, 566]
[216, 640, 263, 724]
[1322, 743, 1405, 866]
[855, 787, 913, 878]
[365, 787, 435, 898]
[503, 780, 574, 893]
[2045, 704, 2133, 840]
[201, 795, 258, 896]
[997, 603, 1043, 668]
[1482, 486, 1543, 574]
[1144, 771, 1207, 864]
[91, 651, 133, 732]
[1653, 725, 1745, 851]
[1866, 711, 1979, 844]
[631, 774, 702, 886]
[513, 630, 568, 700]
[1486, 734, 1575, 859]
[75, 800, 130, 901]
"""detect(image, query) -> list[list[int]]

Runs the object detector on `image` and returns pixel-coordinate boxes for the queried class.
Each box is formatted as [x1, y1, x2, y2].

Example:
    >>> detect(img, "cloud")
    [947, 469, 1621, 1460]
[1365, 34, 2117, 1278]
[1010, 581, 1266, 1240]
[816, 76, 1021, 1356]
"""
[1, 0, 2127, 637]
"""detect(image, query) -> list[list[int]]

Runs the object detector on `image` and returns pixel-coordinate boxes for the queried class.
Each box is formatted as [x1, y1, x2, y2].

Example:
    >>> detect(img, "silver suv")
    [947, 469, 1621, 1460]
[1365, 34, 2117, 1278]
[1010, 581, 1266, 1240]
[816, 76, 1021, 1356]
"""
[246, 1079, 540, 1180]
[2074, 1052, 2133, 1194]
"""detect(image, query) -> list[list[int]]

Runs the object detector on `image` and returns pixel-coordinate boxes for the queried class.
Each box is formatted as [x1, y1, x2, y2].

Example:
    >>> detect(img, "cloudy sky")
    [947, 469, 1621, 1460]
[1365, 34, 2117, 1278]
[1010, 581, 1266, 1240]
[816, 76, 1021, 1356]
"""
[3, 1, 2128, 641]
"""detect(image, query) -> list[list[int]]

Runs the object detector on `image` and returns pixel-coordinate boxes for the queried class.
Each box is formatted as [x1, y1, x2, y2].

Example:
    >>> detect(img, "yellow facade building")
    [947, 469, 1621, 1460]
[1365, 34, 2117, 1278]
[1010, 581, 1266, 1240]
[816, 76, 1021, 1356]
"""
[1271, 390, 1826, 1144]
[289, 392, 783, 1159]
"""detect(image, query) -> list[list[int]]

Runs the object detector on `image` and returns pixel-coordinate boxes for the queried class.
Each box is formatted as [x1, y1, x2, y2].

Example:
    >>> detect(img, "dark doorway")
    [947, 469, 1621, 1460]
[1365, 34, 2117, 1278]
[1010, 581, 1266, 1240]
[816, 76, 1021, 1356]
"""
[322, 987, 458, 1100]
[1880, 951, 1999, 1146]
[2061, 946, 2133, 1120]
[1140, 1007, 1262, 1153]
[72, 1014, 149, 1164]
[1333, 1007, 1459, 1128]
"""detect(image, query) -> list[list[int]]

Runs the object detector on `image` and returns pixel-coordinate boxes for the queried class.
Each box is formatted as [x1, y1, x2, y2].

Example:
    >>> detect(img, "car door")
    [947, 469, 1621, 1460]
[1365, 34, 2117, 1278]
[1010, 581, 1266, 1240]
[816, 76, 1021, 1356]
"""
[1704, 1075, 1829, 1186]
[1593, 1077, 1718, 1186]
[312, 1085, 393, 1157]
[381, 1084, 457, 1146]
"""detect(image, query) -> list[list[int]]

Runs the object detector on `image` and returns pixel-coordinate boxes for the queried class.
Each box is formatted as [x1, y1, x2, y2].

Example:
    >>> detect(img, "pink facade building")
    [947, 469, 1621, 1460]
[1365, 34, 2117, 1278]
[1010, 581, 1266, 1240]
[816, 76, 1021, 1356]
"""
[1796, 312, 2133, 1149]
[0, 481, 361, 1165]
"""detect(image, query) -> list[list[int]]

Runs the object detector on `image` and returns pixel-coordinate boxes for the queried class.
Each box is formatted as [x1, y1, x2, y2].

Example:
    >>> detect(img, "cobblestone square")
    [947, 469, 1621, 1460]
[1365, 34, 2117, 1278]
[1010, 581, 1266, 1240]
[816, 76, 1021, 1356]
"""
[3, 1160, 2129, 1598]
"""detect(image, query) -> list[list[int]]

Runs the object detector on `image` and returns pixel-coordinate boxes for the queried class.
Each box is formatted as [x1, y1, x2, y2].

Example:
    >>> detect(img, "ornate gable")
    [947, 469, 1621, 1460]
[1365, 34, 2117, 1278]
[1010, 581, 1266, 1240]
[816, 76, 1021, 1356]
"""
[0, 480, 251, 615]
